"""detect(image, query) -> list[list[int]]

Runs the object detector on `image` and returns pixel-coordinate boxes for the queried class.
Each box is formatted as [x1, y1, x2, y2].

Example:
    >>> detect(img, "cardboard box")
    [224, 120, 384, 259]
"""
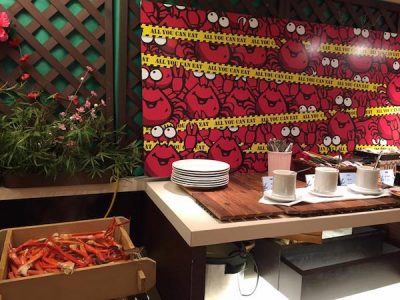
[0, 217, 156, 300]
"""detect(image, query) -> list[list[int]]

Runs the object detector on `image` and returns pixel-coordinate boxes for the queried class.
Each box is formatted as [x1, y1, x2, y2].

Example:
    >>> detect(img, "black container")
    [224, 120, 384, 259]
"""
[255, 227, 400, 300]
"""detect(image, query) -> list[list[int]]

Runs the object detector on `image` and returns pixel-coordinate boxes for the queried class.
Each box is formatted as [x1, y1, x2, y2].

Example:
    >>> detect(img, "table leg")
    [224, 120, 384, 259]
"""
[141, 195, 206, 300]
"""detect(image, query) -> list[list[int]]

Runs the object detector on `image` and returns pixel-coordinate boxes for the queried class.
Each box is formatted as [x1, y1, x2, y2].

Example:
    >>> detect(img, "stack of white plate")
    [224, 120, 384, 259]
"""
[171, 159, 230, 189]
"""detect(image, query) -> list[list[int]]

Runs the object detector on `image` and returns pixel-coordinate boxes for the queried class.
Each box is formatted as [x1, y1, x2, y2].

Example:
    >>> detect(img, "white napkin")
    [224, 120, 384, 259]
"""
[259, 186, 390, 207]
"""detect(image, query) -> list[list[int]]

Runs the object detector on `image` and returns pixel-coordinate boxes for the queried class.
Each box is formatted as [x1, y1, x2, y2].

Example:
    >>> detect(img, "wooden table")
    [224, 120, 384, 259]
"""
[144, 179, 400, 300]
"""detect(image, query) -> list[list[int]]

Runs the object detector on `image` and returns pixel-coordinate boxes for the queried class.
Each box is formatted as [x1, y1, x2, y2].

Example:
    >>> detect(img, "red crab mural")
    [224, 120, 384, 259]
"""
[141, 0, 400, 176]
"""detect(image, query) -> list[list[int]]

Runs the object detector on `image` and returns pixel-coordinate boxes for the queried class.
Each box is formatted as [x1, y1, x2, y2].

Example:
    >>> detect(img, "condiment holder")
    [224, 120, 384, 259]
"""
[310, 167, 342, 197]
[265, 170, 297, 202]
[348, 165, 382, 195]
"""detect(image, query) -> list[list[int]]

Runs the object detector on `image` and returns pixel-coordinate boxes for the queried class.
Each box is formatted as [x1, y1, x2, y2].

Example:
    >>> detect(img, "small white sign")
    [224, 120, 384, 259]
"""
[339, 173, 356, 186]
[305, 174, 315, 187]
[262, 176, 273, 192]
[380, 169, 395, 186]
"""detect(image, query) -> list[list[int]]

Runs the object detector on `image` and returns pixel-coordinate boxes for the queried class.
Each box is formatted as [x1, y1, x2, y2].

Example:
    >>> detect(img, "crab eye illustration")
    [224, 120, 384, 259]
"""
[275, 79, 283, 84]
[354, 75, 362, 81]
[308, 105, 316, 112]
[163, 4, 173, 7]
[380, 139, 388, 146]
[391, 32, 398, 37]
[335, 95, 344, 105]
[361, 29, 369, 38]
[362, 76, 369, 83]
[142, 68, 149, 80]
[332, 136, 341, 145]
[242, 77, 247, 82]
[150, 69, 162, 81]
[299, 105, 307, 113]
[291, 126, 300, 137]
[207, 12, 218, 23]
[176, 5, 185, 10]
[193, 71, 204, 78]
[229, 126, 239, 132]
[331, 58, 339, 68]
[372, 138, 379, 145]
[323, 136, 332, 146]
[322, 57, 330, 66]
[151, 126, 163, 138]
[384, 32, 391, 40]
[393, 61, 400, 71]
[205, 73, 216, 80]
[249, 18, 259, 29]
[141, 36, 153, 43]
[296, 25, 305, 35]
[353, 28, 361, 36]
[219, 16, 230, 28]
[286, 22, 296, 33]
[154, 37, 167, 45]
[281, 126, 290, 137]
[164, 126, 177, 138]
[344, 97, 352, 107]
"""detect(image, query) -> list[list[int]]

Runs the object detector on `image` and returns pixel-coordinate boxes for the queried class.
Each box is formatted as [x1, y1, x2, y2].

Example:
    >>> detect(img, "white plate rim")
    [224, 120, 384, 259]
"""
[264, 190, 296, 202]
[308, 188, 344, 198]
[171, 178, 228, 188]
[172, 159, 230, 172]
[348, 184, 383, 195]
[171, 178, 229, 185]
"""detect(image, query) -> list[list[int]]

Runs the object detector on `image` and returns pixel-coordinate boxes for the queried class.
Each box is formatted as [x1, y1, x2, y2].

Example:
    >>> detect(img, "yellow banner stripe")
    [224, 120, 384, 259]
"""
[355, 145, 399, 151]
[144, 140, 399, 154]
[319, 43, 400, 59]
[142, 54, 382, 92]
[143, 111, 327, 134]
[141, 24, 278, 49]
[144, 140, 209, 153]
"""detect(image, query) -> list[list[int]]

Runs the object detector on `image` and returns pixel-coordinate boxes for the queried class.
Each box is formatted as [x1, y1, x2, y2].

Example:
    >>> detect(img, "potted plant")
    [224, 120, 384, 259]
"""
[0, 12, 141, 187]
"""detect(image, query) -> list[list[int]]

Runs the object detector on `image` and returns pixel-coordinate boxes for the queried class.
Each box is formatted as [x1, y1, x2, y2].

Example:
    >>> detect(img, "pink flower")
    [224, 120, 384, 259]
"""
[27, 91, 40, 100]
[84, 100, 91, 109]
[90, 108, 97, 118]
[8, 37, 20, 48]
[20, 73, 30, 81]
[76, 106, 85, 113]
[19, 54, 30, 63]
[59, 112, 66, 117]
[90, 90, 97, 97]
[0, 12, 10, 42]
[68, 95, 79, 105]
[70, 113, 82, 122]
[0, 12, 11, 28]
[58, 123, 66, 131]
[0, 27, 8, 42]
[101, 99, 106, 107]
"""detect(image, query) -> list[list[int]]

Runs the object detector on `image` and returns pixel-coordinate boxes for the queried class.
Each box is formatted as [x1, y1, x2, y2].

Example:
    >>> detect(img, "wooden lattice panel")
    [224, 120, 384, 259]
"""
[0, 0, 114, 118]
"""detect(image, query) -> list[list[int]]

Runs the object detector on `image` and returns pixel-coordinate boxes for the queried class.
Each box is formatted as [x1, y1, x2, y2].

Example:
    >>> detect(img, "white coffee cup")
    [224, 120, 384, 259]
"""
[272, 170, 297, 198]
[356, 166, 380, 191]
[314, 167, 339, 195]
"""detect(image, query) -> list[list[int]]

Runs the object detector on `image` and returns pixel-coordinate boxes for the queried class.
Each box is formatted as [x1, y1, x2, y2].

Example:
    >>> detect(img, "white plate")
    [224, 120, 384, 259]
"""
[348, 184, 384, 195]
[171, 177, 228, 189]
[172, 159, 230, 172]
[172, 172, 229, 179]
[309, 189, 344, 198]
[264, 190, 296, 202]
[172, 168, 230, 177]
[171, 176, 229, 184]
[171, 177, 229, 185]
[172, 176, 229, 184]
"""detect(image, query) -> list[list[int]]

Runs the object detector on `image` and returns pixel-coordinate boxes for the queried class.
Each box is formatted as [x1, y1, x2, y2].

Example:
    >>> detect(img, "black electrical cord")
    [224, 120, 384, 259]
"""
[236, 252, 259, 297]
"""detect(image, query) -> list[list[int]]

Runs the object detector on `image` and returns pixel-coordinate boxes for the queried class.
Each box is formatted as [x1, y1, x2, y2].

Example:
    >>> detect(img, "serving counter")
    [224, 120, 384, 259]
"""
[144, 180, 400, 300]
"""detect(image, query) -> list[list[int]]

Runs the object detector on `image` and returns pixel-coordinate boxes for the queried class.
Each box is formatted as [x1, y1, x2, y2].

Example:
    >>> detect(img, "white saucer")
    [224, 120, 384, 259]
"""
[348, 184, 383, 195]
[309, 189, 344, 198]
[264, 190, 296, 202]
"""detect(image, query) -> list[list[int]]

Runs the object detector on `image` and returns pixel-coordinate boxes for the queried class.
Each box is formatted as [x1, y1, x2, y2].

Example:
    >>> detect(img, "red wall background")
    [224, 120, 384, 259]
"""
[141, 0, 400, 177]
